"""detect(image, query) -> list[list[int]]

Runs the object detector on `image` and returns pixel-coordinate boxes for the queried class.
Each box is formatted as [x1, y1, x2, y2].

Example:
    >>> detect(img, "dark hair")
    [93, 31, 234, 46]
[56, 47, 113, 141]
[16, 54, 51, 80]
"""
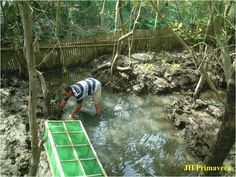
[64, 86, 72, 93]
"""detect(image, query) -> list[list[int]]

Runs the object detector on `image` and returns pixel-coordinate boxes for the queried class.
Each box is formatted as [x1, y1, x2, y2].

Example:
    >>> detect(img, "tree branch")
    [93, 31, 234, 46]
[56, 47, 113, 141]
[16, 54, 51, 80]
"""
[36, 69, 50, 117]
[100, 0, 105, 15]
[111, 1, 142, 73]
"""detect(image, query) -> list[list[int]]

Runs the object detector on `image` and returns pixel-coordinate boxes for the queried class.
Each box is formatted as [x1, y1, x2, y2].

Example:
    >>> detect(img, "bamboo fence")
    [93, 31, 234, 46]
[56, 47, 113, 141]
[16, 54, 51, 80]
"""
[1, 28, 181, 74]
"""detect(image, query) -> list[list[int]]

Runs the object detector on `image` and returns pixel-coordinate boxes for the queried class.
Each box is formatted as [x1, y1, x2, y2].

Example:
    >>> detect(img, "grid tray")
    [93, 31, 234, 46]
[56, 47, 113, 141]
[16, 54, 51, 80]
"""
[44, 120, 107, 177]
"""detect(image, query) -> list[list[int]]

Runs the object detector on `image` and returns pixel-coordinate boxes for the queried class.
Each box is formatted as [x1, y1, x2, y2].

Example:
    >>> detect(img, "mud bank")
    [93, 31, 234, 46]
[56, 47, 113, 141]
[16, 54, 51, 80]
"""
[166, 94, 235, 171]
[92, 50, 225, 95]
[0, 77, 51, 176]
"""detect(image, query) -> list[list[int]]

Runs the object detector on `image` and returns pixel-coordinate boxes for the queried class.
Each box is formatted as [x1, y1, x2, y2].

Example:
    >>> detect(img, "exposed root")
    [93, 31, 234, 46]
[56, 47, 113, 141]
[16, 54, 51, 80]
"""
[92, 62, 132, 74]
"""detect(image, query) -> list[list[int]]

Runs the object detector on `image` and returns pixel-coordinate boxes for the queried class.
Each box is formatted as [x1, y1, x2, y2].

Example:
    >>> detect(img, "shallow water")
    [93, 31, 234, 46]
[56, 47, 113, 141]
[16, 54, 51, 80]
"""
[43, 67, 197, 176]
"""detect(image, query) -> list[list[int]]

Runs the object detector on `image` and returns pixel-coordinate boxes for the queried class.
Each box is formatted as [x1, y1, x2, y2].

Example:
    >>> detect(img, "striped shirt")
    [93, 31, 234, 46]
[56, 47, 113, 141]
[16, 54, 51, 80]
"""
[71, 78, 101, 103]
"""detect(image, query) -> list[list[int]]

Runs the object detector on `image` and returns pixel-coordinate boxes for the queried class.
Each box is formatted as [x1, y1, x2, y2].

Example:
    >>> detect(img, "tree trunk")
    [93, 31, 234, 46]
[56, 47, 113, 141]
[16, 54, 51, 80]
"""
[204, 71, 235, 176]
[128, 6, 135, 63]
[112, 0, 120, 59]
[210, 1, 232, 83]
[118, 0, 126, 56]
[111, 1, 142, 73]
[202, 3, 235, 175]
[119, 0, 126, 35]
[0, 1, 6, 24]
[55, 0, 61, 38]
[19, 1, 40, 176]
[100, 0, 106, 30]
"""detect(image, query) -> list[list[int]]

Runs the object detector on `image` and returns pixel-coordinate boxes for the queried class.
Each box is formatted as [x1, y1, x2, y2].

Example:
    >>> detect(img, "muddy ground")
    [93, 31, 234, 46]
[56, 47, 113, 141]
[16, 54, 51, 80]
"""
[92, 50, 226, 95]
[0, 50, 235, 176]
[0, 77, 51, 177]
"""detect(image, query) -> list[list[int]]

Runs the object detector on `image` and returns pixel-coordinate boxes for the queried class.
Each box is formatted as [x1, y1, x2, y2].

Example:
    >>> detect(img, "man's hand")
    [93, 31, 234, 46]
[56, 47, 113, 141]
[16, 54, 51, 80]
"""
[70, 102, 83, 118]
[69, 113, 75, 119]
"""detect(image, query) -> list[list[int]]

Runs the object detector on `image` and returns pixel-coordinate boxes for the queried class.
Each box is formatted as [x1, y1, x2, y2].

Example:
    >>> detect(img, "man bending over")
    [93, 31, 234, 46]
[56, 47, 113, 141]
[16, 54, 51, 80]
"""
[60, 78, 102, 118]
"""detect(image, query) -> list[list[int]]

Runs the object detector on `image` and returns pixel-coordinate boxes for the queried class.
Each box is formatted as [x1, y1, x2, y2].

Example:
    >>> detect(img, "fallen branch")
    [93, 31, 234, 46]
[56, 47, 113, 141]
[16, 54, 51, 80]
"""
[117, 66, 132, 71]
[92, 62, 111, 74]
[92, 62, 132, 74]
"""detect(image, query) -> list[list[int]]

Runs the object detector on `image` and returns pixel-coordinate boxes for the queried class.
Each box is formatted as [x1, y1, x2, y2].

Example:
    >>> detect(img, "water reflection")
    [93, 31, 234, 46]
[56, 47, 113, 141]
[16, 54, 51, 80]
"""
[43, 67, 197, 176]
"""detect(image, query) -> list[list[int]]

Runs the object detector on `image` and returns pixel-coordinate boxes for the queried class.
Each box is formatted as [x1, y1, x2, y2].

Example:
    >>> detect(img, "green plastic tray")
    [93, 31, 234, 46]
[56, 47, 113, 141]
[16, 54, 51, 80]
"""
[44, 120, 107, 177]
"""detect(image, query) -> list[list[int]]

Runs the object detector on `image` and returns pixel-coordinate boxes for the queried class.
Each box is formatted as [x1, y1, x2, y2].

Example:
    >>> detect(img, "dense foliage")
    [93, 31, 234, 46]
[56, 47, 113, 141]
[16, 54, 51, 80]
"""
[0, 0, 235, 45]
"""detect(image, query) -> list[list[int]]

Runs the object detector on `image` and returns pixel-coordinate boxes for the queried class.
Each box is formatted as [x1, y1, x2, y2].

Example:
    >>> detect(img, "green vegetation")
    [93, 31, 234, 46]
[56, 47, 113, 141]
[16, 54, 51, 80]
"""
[143, 63, 155, 70]
[1, 0, 234, 44]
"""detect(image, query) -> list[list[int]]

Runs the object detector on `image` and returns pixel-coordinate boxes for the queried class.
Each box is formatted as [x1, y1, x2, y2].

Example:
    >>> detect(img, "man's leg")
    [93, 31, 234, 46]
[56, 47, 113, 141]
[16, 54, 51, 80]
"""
[94, 89, 102, 116]
[95, 103, 102, 116]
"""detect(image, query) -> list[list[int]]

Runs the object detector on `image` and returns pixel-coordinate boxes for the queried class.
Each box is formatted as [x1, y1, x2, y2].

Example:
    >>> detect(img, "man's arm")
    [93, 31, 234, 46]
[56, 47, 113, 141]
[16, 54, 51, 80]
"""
[60, 99, 67, 110]
[60, 96, 70, 110]
[70, 102, 83, 118]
